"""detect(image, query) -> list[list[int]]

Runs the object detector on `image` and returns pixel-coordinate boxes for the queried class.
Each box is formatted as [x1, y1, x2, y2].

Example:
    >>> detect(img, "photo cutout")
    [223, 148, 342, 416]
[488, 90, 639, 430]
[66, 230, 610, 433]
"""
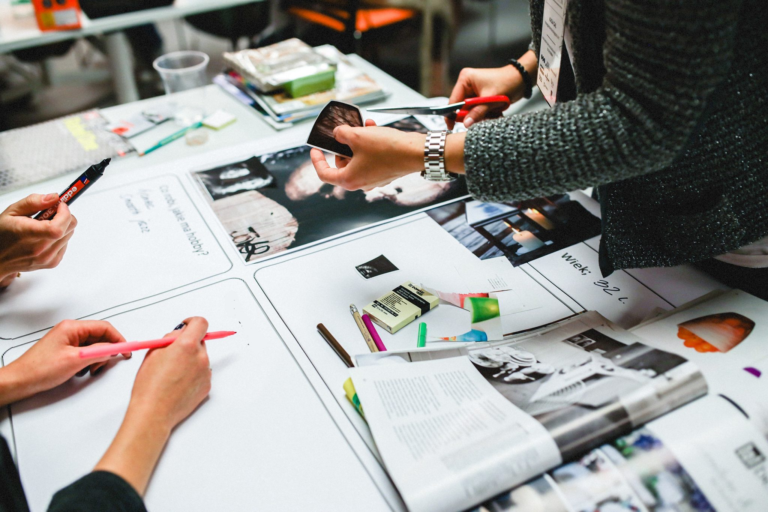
[676, 312, 755, 353]
[306, 100, 363, 157]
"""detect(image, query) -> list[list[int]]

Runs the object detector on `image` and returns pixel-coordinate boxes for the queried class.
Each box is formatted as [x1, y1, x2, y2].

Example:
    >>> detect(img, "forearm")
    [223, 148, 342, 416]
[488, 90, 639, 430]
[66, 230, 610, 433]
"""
[463, 1, 741, 203]
[93, 407, 171, 496]
[0, 363, 43, 407]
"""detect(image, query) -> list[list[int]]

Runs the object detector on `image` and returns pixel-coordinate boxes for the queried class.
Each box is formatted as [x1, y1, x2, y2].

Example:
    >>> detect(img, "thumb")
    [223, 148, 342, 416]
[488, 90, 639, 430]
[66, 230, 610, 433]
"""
[6, 193, 59, 216]
[333, 125, 355, 146]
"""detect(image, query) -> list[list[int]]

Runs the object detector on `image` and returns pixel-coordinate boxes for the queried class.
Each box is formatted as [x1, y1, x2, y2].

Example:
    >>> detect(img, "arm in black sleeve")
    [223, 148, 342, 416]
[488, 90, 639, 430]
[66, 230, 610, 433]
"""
[48, 472, 146, 512]
[464, 0, 743, 202]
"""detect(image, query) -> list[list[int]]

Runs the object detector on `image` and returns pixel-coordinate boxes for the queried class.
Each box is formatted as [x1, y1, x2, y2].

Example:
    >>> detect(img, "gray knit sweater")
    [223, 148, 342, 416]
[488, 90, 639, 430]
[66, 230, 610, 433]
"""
[464, 0, 768, 276]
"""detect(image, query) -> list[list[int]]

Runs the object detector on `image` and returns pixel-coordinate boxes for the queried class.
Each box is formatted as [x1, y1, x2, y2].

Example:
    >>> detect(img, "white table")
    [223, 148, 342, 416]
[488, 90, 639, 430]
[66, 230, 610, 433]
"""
[0, 0, 267, 103]
[0, 53, 427, 512]
[100, 53, 426, 173]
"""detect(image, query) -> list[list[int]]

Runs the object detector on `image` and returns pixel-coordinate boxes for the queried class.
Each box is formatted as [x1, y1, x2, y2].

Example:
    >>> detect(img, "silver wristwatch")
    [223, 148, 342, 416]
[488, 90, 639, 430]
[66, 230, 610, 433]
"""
[422, 131, 458, 182]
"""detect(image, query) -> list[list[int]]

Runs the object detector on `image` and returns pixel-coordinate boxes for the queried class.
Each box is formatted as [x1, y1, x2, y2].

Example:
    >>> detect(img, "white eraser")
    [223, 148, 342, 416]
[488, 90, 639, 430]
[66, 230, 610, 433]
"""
[203, 109, 237, 130]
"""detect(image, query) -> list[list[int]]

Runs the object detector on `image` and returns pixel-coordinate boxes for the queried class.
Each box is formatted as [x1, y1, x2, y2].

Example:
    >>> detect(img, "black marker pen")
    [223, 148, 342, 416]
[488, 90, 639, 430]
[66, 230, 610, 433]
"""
[34, 158, 110, 221]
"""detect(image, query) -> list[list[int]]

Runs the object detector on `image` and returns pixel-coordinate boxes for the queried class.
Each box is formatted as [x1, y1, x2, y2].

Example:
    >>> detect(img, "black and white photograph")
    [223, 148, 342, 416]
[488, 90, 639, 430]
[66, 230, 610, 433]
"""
[356, 254, 399, 280]
[426, 194, 602, 266]
[306, 100, 363, 157]
[193, 117, 468, 263]
[466, 327, 703, 459]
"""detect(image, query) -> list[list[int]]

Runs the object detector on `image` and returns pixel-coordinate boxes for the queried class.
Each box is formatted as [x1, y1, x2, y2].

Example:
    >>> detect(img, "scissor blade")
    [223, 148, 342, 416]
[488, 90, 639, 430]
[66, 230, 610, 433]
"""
[366, 106, 446, 115]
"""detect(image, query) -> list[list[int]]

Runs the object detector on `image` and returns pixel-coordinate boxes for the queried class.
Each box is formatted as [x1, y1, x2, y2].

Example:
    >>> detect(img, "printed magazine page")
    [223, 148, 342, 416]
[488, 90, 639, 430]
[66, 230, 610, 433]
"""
[351, 312, 707, 511]
[633, 290, 768, 434]
[350, 357, 562, 512]
[481, 394, 768, 511]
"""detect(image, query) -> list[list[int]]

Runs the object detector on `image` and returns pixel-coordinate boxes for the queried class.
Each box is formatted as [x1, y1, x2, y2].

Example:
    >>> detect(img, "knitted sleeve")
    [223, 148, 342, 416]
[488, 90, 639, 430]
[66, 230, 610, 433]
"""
[464, 0, 743, 202]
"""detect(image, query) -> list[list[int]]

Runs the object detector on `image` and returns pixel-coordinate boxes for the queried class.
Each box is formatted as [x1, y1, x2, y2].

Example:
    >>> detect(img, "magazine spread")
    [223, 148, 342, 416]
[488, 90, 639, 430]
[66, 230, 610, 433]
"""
[481, 394, 768, 511]
[351, 312, 708, 512]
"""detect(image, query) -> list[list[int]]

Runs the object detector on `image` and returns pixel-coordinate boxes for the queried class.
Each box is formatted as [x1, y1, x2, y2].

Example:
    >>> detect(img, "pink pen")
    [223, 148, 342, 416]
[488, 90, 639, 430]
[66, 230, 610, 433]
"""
[361, 314, 387, 352]
[78, 331, 237, 359]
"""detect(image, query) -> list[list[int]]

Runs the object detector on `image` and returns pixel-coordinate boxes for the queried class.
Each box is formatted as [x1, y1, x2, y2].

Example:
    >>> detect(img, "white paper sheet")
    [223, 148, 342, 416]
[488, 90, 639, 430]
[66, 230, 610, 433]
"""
[4, 279, 391, 512]
[0, 175, 232, 340]
[350, 357, 562, 512]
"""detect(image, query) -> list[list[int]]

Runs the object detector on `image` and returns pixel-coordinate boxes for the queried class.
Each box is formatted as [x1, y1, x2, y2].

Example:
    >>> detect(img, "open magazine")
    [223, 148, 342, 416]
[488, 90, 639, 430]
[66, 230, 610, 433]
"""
[349, 291, 768, 512]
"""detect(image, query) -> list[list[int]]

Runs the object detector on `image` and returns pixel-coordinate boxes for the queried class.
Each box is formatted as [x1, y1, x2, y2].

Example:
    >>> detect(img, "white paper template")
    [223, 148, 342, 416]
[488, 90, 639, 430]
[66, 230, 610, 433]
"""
[4, 280, 391, 512]
[527, 236, 724, 329]
[253, 217, 579, 449]
[350, 357, 562, 512]
[0, 175, 231, 340]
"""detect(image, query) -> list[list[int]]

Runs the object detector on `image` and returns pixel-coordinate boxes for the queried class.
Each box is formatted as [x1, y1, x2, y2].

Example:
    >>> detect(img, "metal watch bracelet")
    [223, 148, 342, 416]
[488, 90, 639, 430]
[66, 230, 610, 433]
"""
[422, 131, 458, 182]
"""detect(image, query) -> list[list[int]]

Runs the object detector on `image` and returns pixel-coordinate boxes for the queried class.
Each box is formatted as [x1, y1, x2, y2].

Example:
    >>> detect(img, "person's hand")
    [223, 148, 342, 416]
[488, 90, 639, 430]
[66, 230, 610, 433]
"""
[126, 317, 212, 433]
[0, 320, 130, 405]
[447, 65, 525, 130]
[0, 193, 78, 288]
[93, 317, 213, 495]
[311, 119, 425, 192]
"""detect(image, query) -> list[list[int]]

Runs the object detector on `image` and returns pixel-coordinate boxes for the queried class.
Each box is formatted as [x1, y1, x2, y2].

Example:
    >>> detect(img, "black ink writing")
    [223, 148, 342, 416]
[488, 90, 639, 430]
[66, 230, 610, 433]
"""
[231, 227, 270, 262]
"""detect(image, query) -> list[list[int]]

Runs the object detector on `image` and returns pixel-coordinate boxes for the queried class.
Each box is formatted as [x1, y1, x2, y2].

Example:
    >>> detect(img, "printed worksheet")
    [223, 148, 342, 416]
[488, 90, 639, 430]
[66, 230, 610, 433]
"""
[4, 280, 393, 512]
[0, 175, 231, 340]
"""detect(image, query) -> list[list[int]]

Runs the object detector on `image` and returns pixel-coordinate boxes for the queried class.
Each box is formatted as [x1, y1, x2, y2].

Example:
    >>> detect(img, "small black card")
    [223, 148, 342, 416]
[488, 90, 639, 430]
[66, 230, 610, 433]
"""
[356, 255, 399, 279]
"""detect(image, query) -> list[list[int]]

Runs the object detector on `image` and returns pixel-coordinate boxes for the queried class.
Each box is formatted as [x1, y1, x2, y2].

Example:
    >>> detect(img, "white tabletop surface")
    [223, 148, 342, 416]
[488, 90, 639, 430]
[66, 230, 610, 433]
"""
[0, 0, 264, 53]
[101, 53, 426, 174]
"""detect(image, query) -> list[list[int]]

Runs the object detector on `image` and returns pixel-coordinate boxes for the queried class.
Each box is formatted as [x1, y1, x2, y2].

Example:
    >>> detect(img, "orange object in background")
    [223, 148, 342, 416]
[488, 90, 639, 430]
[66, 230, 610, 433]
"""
[32, 0, 82, 31]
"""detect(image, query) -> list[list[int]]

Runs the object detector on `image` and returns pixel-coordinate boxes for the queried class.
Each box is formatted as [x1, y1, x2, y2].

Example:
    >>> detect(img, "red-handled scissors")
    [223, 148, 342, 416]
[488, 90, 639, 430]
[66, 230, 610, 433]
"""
[367, 95, 511, 123]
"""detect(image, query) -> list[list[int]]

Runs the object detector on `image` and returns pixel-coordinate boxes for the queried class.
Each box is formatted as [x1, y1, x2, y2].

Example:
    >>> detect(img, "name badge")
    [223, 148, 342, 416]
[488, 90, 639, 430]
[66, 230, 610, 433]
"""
[537, 0, 569, 107]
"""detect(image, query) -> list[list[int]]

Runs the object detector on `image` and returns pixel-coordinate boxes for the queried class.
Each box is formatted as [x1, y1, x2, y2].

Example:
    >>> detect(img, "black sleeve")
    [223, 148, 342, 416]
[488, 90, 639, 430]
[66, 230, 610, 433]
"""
[48, 472, 146, 512]
[1, 435, 30, 512]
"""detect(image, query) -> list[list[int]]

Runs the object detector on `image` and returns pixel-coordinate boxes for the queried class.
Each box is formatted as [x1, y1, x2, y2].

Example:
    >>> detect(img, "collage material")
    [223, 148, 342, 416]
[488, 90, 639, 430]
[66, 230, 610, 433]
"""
[193, 117, 468, 264]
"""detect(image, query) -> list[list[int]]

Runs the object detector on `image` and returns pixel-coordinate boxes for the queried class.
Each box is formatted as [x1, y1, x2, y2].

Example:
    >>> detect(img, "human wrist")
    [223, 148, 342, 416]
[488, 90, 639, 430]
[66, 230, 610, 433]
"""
[0, 362, 39, 406]
[407, 132, 428, 172]
[445, 132, 466, 174]
[125, 399, 174, 438]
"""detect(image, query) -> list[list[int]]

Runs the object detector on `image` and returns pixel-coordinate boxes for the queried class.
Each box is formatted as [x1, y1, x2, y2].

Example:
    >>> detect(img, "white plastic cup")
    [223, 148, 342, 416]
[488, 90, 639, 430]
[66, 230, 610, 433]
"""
[153, 51, 210, 94]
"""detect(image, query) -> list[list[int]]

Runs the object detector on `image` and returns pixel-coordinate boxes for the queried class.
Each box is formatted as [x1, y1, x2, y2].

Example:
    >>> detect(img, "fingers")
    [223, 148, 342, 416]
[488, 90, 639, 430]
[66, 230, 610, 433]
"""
[13, 203, 75, 242]
[332, 125, 355, 146]
[364, 119, 377, 127]
[4, 193, 59, 217]
[49, 202, 76, 237]
[463, 105, 491, 128]
[66, 320, 128, 350]
[177, 317, 209, 347]
[449, 68, 476, 105]
[311, 148, 344, 186]
[28, 230, 74, 270]
[335, 155, 351, 169]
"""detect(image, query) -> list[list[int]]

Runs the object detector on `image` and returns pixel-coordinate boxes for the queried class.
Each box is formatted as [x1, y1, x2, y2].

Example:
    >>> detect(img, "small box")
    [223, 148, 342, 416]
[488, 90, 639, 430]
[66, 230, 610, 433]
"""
[363, 281, 439, 334]
[32, 0, 82, 32]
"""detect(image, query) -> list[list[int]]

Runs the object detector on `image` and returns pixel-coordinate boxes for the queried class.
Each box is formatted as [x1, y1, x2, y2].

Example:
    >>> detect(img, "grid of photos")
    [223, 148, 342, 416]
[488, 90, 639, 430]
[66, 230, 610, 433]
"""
[425, 194, 602, 266]
[192, 117, 468, 263]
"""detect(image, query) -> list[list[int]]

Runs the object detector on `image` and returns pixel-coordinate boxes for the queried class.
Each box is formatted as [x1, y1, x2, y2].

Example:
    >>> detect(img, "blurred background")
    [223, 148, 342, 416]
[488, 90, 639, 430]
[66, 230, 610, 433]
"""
[0, 0, 533, 130]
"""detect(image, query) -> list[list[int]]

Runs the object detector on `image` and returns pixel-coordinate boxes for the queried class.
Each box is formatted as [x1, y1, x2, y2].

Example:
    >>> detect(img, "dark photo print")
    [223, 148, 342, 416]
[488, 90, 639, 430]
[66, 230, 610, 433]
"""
[426, 194, 602, 266]
[193, 117, 468, 263]
[306, 100, 364, 157]
[356, 254, 399, 279]
[195, 156, 276, 201]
